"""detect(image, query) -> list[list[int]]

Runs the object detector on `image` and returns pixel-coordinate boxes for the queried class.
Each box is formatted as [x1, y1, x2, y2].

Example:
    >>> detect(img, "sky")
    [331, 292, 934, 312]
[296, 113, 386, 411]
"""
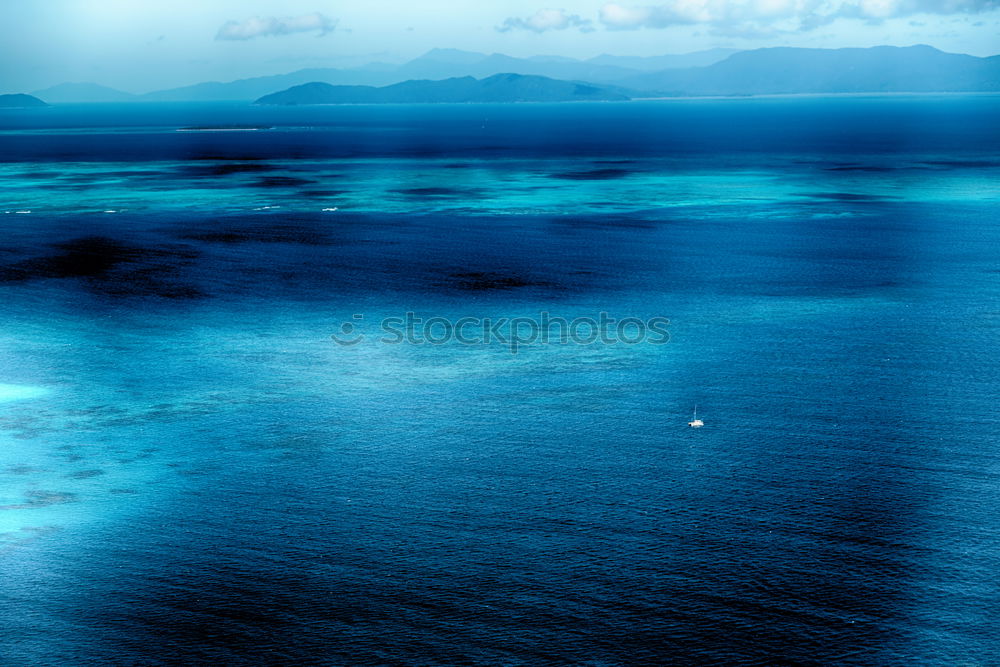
[1, 0, 998, 93]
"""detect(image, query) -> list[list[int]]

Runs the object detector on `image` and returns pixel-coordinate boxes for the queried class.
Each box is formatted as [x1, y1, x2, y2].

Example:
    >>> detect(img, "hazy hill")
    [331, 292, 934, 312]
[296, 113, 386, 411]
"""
[31, 82, 136, 103]
[138, 68, 395, 102]
[625, 45, 1000, 96]
[255, 73, 630, 105]
[0, 94, 48, 108]
[586, 49, 739, 71]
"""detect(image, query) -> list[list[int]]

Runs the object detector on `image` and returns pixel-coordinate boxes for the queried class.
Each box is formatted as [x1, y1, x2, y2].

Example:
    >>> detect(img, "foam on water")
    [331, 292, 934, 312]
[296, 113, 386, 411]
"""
[0, 384, 48, 403]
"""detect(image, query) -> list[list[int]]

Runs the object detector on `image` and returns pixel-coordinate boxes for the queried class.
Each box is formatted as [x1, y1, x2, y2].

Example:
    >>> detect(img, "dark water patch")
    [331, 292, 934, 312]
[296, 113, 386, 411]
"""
[40, 237, 152, 278]
[191, 153, 265, 160]
[177, 162, 275, 178]
[824, 164, 899, 172]
[99, 169, 166, 179]
[1, 236, 197, 277]
[179, 220, 330, 246]
[256, 176, 315, 188]
[446, 271, 551, 292]
[6, 465, 48, 475]
[0, 525, 61, 552]
[551, 213, 658, 230]
[59, 173, 103, 184]
[0, 236, 204, 298]
[55, 169, 167, 182]
[398, 146, 451, 159]
[55, 170, 165, 185]
[550, 168, 630, 181]
[443, 163, 472, 169]
[0, 237, 135, 280]
[66, 469, 105, 480]
[19, 169, 63, 180]
[298, 189, 350, 198]
[922, 159, 999, 168]
[802, 192, 898, 202]
[0, 490, 77, 510]
[109, 489, 139, 495]
[436, 206, 491, 216]
[473, 145, 515, 153]
[391, 187, 485, 198]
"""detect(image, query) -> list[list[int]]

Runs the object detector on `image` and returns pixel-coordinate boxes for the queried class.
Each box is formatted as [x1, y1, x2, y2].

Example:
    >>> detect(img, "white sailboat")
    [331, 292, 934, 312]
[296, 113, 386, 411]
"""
[688, 405, 704, 428]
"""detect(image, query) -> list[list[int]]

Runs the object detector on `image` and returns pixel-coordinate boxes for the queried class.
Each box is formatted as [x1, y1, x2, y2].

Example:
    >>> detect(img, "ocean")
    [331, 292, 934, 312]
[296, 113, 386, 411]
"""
[1, 96, 999, 664]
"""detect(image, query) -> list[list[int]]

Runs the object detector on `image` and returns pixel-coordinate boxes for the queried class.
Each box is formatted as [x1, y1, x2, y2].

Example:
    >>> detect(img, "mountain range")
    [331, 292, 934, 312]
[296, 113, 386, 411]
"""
[19, 45, 1000, 105]
[625, 45, 1000, 95]
[27, 48, 736, 102]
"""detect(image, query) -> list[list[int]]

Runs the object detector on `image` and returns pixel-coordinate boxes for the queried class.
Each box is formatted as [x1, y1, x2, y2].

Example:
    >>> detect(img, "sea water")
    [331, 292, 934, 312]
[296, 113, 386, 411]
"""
[1, 97, 999, 664]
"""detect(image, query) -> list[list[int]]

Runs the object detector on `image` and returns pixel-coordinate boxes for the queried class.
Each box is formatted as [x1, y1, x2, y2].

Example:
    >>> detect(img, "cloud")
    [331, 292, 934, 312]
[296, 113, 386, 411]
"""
[216, 12, 338, 41]
[599, 0, 1000, 33]
[497, 8, 594, 33]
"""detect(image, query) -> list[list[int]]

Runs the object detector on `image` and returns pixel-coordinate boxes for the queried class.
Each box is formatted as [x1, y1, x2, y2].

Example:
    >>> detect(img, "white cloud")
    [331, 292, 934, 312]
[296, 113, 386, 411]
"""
[497, 8, 594, 33]
[599, 3, 659, 28]
[599, 0, 1000, 32]
[216, 12, 338, 41]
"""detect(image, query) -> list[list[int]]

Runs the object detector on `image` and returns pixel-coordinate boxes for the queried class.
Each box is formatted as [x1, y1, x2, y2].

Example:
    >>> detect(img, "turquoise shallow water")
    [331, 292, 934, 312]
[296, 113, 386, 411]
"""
[1, 97, 1000, 664]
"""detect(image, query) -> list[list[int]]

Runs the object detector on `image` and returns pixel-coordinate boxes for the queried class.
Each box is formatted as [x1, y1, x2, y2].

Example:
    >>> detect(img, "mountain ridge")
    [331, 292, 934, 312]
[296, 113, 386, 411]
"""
[255, 73, 630, 105]
[37, 48, 736, 102]
[625, 45, 1000, 95]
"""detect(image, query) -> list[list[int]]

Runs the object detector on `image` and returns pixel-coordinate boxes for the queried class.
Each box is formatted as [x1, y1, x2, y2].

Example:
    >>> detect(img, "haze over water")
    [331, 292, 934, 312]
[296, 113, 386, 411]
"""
[2, 96, 1000, 664]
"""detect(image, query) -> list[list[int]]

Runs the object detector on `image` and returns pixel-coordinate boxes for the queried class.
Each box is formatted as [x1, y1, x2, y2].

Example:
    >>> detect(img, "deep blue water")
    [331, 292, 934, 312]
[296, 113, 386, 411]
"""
[1, 97, 1000, 665]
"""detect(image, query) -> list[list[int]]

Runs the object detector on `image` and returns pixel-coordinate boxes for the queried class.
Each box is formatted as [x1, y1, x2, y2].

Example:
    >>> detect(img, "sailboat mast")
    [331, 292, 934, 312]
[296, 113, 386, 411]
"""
[688, 404, 704, 427]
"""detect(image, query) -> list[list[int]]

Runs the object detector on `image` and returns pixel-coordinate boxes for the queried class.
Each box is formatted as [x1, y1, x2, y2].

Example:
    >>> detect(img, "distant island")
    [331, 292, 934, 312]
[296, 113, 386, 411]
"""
[0, 94, 48, 108]
[255, 73, 629, 105]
